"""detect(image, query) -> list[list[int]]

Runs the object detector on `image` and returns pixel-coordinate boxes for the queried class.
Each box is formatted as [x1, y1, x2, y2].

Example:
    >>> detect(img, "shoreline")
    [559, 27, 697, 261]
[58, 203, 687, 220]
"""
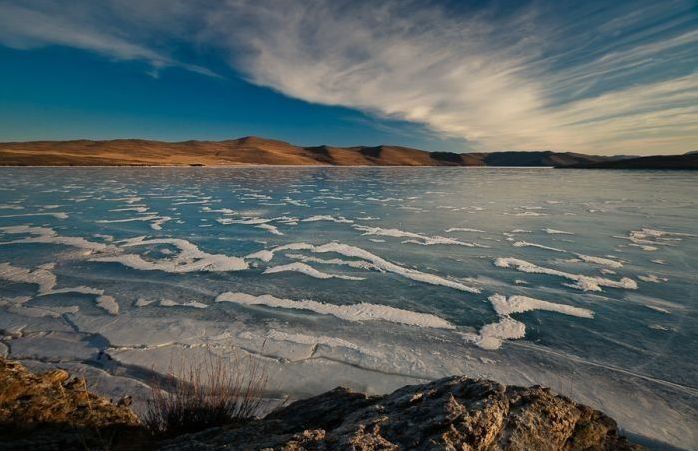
[2, 165, 694, 170]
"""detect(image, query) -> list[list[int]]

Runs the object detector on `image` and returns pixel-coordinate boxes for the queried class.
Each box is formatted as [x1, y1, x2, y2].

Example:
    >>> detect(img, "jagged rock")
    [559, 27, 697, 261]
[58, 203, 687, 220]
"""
[161, 376, 642, 450]
[0, 357, 642, 450]
[0, 357, 142, 450]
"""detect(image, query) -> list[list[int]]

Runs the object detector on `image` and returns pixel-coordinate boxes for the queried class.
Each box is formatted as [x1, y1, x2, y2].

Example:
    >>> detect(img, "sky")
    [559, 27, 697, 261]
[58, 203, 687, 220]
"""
[0, 0, 696, 155]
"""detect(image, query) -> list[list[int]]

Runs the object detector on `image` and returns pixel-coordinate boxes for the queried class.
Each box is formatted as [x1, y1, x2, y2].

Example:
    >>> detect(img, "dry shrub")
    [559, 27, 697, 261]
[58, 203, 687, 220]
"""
[143, 349, 267, 436]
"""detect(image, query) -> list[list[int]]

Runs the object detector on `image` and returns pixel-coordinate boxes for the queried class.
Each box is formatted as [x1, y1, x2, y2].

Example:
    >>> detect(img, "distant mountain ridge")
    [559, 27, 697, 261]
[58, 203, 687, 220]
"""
[0, 136, 695, 169]
[564, 153, 698, 170]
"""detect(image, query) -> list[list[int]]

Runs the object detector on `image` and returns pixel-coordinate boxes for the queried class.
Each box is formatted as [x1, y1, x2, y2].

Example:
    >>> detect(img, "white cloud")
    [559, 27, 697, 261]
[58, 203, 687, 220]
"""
[193, 0, 697, 154]
[0, 1, 218, 77]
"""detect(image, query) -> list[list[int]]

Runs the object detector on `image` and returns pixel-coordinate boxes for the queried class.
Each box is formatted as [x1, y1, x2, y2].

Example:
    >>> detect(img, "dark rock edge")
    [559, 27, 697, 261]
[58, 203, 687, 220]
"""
[0, 357, 643, 450]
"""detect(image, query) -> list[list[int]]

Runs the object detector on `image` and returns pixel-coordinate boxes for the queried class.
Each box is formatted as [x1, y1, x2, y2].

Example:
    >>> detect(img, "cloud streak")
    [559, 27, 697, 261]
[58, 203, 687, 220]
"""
[0, 1, 218, 78]
[0, 0, 695, 154]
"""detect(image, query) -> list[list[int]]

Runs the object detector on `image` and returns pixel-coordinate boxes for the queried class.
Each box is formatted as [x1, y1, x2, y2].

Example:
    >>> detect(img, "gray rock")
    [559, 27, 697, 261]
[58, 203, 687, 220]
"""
[161, 376, 642, 450]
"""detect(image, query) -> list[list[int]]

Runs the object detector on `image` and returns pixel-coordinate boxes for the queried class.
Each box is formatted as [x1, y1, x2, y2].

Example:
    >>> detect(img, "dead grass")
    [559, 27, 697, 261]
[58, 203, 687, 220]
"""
[143, 350, 268, 437]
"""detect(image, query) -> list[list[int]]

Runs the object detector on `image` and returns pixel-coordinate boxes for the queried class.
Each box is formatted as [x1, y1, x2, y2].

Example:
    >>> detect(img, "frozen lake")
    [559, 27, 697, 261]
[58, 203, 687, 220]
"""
[0, 167, 696, 448]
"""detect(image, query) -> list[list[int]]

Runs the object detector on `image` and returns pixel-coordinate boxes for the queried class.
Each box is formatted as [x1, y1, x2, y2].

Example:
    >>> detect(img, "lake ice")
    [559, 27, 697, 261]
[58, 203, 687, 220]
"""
[0, 167, 696, 448]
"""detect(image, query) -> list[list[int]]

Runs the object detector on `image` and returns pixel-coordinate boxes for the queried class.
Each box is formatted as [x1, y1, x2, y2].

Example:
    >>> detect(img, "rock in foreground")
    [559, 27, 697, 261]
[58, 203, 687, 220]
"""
[0, 357, 642, 450]
[163, 376, 642, 450]
[0, 357, 141, 449]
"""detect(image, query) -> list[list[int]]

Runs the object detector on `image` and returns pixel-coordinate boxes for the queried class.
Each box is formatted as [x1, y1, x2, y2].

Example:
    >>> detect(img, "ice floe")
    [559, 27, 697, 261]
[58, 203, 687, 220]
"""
[616, 227, 696, 251]
[511, 241, 623, 269]
[150, 216, 172, 230]
[0, 225, 114, 253]
[218, 216, 284, 235]
[256, 223, 284, 235]
[285, 254, 380, 271]
[0, 296, 79, 318]
[638, 274, 668, 283]
[135, 298, 156, 307]
[159, 299, 208, 309]
[0, 262, 56, 294]
[248, 242, 480, 294]
[97, 295, 119, 315]
[488, 294, 593, 318]
[97, 215, 161, 224]
[109, 207, 149, 213]
[464, 294, 594, 350]
[513, 241, 566, 253]
[263, 262, 365, 280]
[494, 257, 636, 292]
[215, 292, 455, 329]
[576, 254, 623, 269]
[353, 225, 478, 247]
[91, 236, 248, 273]
[445, 227, 485, 233]
[97, 214, 171, 231]
[0, 212, 69, 219]
[302, 215, 354, 224]
[0, 262, 118, 316]
[466, 317, 526, 351]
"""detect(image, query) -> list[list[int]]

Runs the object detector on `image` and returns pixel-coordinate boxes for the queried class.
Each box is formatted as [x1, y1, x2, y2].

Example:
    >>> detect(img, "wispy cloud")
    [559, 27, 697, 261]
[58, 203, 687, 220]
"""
[0, 1, 218, 78]
[198, 0, 697, 154]
[1, 0, 695, 154]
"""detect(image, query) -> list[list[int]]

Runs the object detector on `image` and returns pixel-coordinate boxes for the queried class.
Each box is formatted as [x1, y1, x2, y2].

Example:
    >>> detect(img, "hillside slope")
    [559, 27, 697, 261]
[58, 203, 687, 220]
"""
[1, 137, 694, 168]
[0, 137, 611, 167]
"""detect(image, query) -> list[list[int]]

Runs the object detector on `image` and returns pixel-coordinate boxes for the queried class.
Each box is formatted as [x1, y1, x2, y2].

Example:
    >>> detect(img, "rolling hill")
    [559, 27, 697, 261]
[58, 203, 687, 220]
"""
[0, 136, 694, 169]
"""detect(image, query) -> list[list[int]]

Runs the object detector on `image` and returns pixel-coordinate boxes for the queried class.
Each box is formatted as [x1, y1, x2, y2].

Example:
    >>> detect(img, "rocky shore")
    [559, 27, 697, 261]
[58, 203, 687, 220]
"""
[0, 357, 642, 450]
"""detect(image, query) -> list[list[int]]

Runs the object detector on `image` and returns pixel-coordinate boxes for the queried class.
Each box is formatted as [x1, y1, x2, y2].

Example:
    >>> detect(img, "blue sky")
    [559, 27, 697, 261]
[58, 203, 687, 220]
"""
[0, 0, 696, 155]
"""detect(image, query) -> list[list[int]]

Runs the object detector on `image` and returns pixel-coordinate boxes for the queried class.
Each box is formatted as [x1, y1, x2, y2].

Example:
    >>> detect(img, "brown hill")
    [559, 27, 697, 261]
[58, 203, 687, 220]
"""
[0, 137, 585, 167]
[0, 137, 466, 167]
[0, 136, 692, 169]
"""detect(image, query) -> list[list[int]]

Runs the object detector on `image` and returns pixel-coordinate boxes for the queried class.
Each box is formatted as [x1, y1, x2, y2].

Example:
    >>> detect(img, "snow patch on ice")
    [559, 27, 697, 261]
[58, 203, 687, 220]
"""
[135, 298, 155, 307]
[464, 294, 593, 350]
[543, 228, 574, 235]
[160, 299, 208, 309]
[0, 296, 79, 318]
[91, 236, 248, 273]
[463, 317, 526, 351]
[285, 254, 380, 271]
[638, 274, 668, 283]
[354, 225, 478, 247]
[264, 262, 365, 280]
[256, 223, 284, 235]
[248, 241, 480, 293]
[302, 215, 354, 224]
[0, 212, 69, 219]
[513, 241, 566, 253]
[576, 254, 623, 269]
[216, 292, 455, 329]
[494, 257, 636, 292]
[0, 225, 114, 253]
[0, 262, 57, 294]
[96, 295, 119, 315]
[489, 294, 593, 318]
[616, 227, 696, 251]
